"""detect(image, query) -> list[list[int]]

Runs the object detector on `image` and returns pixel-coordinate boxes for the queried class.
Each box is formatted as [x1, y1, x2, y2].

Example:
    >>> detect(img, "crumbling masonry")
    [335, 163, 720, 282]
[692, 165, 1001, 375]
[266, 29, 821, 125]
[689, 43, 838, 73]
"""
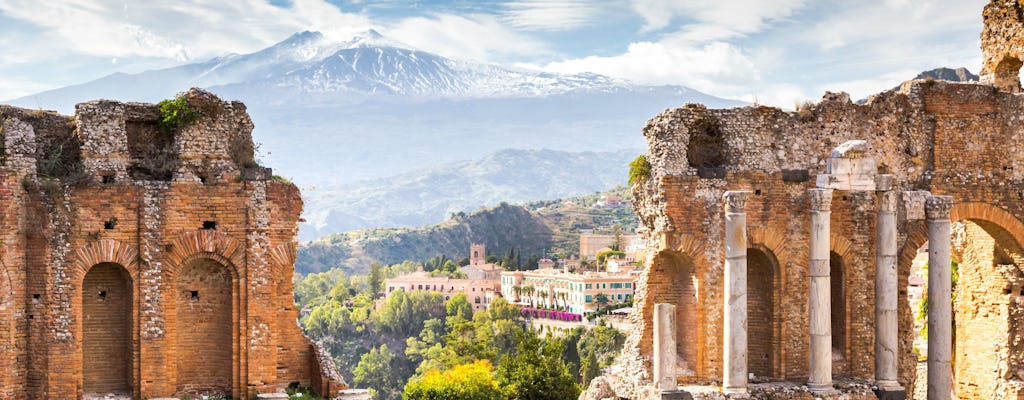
[591, 1, 1024, 399]
[0, 89, 346, 399]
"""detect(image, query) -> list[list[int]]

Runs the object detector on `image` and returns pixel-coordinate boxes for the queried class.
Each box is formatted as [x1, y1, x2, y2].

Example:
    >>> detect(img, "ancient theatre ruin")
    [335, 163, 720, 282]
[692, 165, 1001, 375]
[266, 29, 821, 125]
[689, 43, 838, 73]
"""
[0, 89, 346, 399]
[594, 1, 1024, 399]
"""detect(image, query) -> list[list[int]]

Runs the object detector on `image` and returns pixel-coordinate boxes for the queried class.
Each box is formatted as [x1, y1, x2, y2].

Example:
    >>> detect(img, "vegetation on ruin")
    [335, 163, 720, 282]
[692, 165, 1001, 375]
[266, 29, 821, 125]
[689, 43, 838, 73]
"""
[296, 263, 624, 400]
[627, 155, 650, 185]
[157, 97, 200, 133]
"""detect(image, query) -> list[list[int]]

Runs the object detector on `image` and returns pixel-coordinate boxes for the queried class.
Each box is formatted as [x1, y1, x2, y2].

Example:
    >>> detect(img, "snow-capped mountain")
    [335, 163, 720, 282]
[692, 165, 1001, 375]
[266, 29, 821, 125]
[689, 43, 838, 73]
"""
[10, 29, 737, 110]
[6, 30, 744, 239]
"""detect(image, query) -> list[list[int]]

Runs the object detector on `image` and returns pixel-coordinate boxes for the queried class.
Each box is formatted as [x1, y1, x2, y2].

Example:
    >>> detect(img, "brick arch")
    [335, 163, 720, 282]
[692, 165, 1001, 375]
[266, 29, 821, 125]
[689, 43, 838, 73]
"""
[162, 230, 245, 398]
[69, 239, 141, 397]
[639, 246, 704, 381]
[268, 243, 296, 280]
[745, 245, 782, 379]
[163, 230, 246, 277]
[748, 226, 794, 265]
[746, 226, 793, 378]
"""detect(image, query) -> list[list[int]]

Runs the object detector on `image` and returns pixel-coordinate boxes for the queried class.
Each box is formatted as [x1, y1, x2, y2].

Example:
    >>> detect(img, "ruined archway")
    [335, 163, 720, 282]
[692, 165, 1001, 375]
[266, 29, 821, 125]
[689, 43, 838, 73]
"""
[174, 257, 235, 397]
[647, 250, 700, 378]
[82, 262, 132, 396]
[950, 219, 1024, 399]
[747, 247, 777, 380]
[898, 203, 1024, 399]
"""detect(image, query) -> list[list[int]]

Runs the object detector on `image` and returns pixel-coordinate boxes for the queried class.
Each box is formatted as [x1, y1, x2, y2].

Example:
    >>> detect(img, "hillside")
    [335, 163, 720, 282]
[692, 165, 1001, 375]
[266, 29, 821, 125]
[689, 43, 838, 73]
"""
[296, 186, 638, 275]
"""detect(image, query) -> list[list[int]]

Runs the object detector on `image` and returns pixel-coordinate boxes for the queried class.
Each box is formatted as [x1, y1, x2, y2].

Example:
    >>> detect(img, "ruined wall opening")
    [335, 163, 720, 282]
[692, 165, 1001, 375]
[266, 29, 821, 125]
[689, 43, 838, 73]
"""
[830, 251, 846, 361]
[687, 113, 726, 178]
[82, 262, 132, 396]
[949, 219, 1024, 399]
[647, 251, 699, 377]
[175, 258, 234, 397]
[126, 120, 177, 180]
[994, 55, 1023, 93]
[747, 248, 775, 379]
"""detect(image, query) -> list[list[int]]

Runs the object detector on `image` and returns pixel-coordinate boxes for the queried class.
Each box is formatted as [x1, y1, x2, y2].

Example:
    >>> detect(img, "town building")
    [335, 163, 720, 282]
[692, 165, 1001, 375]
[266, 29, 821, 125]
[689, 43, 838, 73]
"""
[579, 233, 642, 260]
[385, 244, 502, 311]
[500, 268, 638, 315]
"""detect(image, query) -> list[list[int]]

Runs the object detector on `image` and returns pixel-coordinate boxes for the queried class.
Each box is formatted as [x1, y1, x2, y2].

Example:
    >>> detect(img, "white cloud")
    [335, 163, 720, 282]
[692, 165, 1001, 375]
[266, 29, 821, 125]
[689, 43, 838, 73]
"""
[499, 0, 604, 31]
[0, 0, 373, 61]
[629, 0, 806, 38]
[542, 41, 758, 90]
[387, 13, 552, 62]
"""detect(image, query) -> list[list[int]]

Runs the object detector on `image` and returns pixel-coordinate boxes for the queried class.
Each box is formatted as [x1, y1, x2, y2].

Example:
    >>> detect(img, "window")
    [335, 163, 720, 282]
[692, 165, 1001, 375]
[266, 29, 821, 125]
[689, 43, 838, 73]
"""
[586, 284, 592, 289]
[626, 282, 632, 288]
[475, 297, 481, 304]
[586, 295, 592, 303]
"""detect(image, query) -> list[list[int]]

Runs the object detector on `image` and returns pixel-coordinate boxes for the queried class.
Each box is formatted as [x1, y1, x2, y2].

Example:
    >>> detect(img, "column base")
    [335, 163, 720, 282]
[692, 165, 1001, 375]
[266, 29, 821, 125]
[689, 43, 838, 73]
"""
[872, 386, 907, 400]
[660, 389, 694, 400]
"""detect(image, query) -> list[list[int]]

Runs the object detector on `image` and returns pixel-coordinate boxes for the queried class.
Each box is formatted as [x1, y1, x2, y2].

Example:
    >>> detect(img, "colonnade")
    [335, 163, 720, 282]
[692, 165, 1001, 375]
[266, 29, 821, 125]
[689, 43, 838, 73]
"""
[710, 186, 953, 399]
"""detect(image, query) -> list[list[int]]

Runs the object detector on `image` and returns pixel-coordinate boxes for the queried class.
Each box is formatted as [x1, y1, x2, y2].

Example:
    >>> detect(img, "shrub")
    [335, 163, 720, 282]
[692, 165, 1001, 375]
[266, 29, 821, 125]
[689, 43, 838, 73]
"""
[157, 97, 200, 133]
[627, 155, 650, 186]
[403, 360, 503, 400]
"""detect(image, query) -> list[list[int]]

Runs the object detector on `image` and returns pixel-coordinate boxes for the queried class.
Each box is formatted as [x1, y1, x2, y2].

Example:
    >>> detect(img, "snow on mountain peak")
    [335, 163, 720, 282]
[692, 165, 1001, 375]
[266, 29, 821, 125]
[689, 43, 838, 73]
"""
[342, 29, 414, 50]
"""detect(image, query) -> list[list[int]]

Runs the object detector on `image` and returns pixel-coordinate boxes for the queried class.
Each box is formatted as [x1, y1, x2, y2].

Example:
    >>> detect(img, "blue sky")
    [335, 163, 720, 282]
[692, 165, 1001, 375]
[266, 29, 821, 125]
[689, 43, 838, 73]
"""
[0, 0, 987, 107]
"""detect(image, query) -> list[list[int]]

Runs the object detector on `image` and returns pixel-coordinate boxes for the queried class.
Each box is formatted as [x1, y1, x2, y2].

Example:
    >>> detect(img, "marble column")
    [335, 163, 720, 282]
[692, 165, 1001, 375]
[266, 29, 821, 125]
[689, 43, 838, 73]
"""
[926, 195, 953, 400]
[874, 186, 904, 392]
[654, 303, 677, 392]
[723, 190, 751, 395]
[807, 188, 835, 394]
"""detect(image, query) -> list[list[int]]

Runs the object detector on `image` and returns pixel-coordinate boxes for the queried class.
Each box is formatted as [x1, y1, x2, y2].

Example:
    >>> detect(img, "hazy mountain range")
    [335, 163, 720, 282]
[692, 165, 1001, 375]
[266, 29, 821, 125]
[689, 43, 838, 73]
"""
[300, 148, 637, 240]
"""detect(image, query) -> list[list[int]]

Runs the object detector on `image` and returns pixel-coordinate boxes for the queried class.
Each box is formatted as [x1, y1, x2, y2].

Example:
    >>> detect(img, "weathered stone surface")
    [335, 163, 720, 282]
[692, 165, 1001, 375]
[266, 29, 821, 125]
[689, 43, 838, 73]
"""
[606, 5, 1024, 397]
[0, 89, 346, 399]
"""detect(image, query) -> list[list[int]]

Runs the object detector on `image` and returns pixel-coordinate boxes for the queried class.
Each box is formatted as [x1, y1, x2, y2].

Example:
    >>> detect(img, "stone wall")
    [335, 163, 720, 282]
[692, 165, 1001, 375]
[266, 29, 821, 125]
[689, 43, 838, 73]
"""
[0, 89, 346, 399]
[600, 78, 1024, 399]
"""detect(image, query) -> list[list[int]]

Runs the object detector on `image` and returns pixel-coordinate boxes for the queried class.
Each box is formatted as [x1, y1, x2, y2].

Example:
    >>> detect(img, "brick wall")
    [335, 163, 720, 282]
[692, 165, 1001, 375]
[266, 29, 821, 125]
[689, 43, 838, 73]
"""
[174, 258, 234, 397]
[0, 91, 346, 399]
[612, 79, 1024, 398]
[747, 248, 774, 379]
[82, 263, 131, 394]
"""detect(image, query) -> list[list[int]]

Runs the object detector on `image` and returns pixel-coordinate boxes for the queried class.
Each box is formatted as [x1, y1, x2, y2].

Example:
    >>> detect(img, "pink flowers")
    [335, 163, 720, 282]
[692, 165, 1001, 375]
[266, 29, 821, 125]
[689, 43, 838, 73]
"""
[520, 307, 582, 321]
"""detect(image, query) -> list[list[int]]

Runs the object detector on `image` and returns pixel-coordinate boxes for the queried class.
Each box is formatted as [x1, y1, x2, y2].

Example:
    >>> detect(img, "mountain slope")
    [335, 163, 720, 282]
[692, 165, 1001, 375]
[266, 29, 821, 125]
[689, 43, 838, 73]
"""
[299, 148, 637, 240]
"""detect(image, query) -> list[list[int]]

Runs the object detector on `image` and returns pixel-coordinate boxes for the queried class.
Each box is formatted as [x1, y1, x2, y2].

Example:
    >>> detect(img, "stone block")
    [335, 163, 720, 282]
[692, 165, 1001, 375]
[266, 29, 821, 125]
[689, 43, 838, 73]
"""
[873, 388, 907, 400]
[660, 390, 693, 400]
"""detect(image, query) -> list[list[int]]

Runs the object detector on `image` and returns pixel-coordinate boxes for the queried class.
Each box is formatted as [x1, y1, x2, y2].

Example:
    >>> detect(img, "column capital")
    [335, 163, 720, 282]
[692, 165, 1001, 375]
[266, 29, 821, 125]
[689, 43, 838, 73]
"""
[723, 190, 752, 214]
[877, 190, 898, 212]
[808, 188, 834, 211]
[925, 195, 953, 221]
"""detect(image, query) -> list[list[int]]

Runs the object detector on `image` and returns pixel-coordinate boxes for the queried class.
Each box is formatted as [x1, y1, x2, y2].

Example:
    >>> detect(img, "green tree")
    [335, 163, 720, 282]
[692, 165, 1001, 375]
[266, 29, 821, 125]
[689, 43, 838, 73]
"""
[368, 261, 384, 297]
[446, 293, 473, 321]
[577, 322, 625, 367]
[353, 344, 402, 400]
[594, 293, 609, 308]
[580, 350, 600, 386]
[403, 360, 505, 400]
[497, 331, 580, 400]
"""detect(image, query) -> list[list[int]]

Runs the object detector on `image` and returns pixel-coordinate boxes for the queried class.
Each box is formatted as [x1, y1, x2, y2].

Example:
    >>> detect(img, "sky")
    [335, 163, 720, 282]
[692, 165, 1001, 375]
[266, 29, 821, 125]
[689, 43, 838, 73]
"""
[0, 0, 988, 108]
